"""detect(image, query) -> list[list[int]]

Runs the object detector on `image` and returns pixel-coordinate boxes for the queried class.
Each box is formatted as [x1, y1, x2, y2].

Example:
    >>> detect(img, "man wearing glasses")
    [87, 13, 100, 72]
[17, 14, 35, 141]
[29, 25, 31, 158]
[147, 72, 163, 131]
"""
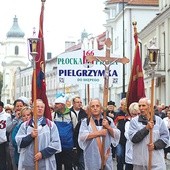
[70, 96, 87, 170]
[70, 96, 87, 121]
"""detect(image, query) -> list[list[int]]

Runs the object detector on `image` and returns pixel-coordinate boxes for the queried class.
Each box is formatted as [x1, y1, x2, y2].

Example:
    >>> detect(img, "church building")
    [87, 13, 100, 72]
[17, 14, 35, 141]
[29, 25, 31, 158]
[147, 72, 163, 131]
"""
[1, 16, 28, 105]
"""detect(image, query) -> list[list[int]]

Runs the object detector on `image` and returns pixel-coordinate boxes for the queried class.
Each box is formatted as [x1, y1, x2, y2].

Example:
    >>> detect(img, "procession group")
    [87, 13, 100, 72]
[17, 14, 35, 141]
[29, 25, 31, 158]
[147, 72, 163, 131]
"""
[0, 95, 170, 170]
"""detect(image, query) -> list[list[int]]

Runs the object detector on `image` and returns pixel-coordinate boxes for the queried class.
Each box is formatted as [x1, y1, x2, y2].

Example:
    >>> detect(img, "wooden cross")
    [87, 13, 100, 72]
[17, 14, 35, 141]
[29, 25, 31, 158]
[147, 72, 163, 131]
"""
[86, 37, 129, 109]
[86, 38, 129, 170]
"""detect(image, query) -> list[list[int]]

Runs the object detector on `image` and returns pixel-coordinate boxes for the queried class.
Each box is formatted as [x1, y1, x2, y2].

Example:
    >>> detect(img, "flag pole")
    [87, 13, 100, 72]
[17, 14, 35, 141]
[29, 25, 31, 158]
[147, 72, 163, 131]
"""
[148, 76, 154, 170]
[33, 55, 39, 170]
[28, 1, 47, 169]
[147, 41, 159, 170]
[126, 21, 146, 111]
[28, 36, 39, 170]
[34, 0, 52, 120]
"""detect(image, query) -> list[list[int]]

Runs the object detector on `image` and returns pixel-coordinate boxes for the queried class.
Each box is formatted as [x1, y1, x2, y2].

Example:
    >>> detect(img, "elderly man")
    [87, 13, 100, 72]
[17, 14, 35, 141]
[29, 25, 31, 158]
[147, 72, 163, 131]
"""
[78, 98, 120, 170]
[128, 97, 169, 170]
[15, 99, 61, 170]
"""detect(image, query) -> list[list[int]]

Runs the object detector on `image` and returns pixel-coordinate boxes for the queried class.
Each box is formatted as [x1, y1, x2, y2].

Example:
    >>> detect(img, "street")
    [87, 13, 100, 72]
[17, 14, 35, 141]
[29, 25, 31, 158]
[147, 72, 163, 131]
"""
[112, 154, 170, 170]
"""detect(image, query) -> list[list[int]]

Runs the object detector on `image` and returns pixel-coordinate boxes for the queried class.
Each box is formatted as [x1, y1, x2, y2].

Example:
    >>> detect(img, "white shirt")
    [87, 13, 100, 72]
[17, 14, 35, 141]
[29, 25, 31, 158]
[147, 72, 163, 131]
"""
[0, 111, 11, 144]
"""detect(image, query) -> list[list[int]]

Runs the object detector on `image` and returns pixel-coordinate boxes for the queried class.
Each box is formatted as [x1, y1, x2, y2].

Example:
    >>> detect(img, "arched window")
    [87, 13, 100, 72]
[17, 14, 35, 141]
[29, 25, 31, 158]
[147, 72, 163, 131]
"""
[15, 46, 19, 55]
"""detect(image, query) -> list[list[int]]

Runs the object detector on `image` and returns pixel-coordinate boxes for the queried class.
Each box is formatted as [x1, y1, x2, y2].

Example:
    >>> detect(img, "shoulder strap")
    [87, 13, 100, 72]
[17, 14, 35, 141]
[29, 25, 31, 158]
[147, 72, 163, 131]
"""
[71, 109, 77, 118]
[89, 117, 111, 165]
[89, 117, 102, 159]
[44, 118, 52, 140]
[25, 119, 32, 133]
[54, 112, 57, 119]
[69, 111, 73, 121]
[86, 117, 90, 125]
[25, 119, 32, 127]
[46, 118, 52, 127]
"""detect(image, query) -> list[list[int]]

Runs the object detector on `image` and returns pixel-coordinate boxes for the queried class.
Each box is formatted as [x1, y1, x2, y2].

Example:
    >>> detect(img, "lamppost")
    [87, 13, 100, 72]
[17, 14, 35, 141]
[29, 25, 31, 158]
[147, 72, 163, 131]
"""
[147, 42, 159, 170]
[28, 35, 40, 170]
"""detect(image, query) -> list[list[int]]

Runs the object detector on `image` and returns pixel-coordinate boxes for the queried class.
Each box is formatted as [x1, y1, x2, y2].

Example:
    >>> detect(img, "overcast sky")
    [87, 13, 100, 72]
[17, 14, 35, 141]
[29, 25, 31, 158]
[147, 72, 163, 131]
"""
[0, 0, 106, 56]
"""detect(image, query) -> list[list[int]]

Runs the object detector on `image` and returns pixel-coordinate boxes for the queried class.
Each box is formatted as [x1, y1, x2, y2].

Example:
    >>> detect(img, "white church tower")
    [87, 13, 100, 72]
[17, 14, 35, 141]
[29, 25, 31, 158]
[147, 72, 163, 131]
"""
[1, 16, 28, 105]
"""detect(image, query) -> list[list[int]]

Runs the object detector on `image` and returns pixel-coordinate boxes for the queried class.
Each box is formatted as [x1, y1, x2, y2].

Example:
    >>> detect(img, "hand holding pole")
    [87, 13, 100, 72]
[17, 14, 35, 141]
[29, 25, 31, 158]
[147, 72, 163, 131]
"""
[28, 34, 40, 170]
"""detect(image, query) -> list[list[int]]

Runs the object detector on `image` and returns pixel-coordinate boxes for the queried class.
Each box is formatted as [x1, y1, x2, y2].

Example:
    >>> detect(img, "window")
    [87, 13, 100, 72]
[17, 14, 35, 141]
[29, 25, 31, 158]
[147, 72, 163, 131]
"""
[24, 77, 26, 86]
[15, 46, 19, 55]
[114, 36, 119, 50]
[27, 76, 29, 85]
[124, 29, 127, 42]
[110, 9, 116, 18]
[21, 77, 23, 86]
[27, 91, 29, 98]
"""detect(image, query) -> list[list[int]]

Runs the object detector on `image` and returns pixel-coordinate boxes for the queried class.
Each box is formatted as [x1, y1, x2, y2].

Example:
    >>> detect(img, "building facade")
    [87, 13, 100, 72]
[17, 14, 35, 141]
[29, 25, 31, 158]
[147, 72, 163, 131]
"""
[139, 0, 170, 105]
[14, 32, 105, 106]
[1, 16, 29, 105]
[103, 0, 159, 105]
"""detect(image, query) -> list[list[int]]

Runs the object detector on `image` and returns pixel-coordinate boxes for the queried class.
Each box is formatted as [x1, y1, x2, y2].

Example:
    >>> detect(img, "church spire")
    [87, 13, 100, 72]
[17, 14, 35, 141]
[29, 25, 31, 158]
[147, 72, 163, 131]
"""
[6, 15, 25, 38]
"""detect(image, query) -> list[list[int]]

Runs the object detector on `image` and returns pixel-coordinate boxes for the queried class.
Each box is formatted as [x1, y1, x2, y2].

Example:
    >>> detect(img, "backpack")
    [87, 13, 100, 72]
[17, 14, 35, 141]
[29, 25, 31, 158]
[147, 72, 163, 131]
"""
[54, 112, 74, 150]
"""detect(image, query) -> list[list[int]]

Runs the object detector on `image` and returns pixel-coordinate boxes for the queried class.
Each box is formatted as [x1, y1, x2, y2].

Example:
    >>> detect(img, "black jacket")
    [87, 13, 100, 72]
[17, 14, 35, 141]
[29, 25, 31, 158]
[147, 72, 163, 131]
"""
[114, 110, 129, 145]
[70, 107, 87, 121]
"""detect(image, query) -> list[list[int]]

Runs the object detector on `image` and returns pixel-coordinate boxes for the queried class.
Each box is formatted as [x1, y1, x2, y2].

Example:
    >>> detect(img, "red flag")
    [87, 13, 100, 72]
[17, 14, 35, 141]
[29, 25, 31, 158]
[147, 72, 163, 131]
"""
[126, 22, 145, 111]
[32, 2, 52, 120]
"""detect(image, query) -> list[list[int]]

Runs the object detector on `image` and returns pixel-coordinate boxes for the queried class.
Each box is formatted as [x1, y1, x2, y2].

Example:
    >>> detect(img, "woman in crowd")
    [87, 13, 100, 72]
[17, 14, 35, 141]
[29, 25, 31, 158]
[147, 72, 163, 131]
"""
[124, 102, 140, 170]
[11, 106, 33, 167]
